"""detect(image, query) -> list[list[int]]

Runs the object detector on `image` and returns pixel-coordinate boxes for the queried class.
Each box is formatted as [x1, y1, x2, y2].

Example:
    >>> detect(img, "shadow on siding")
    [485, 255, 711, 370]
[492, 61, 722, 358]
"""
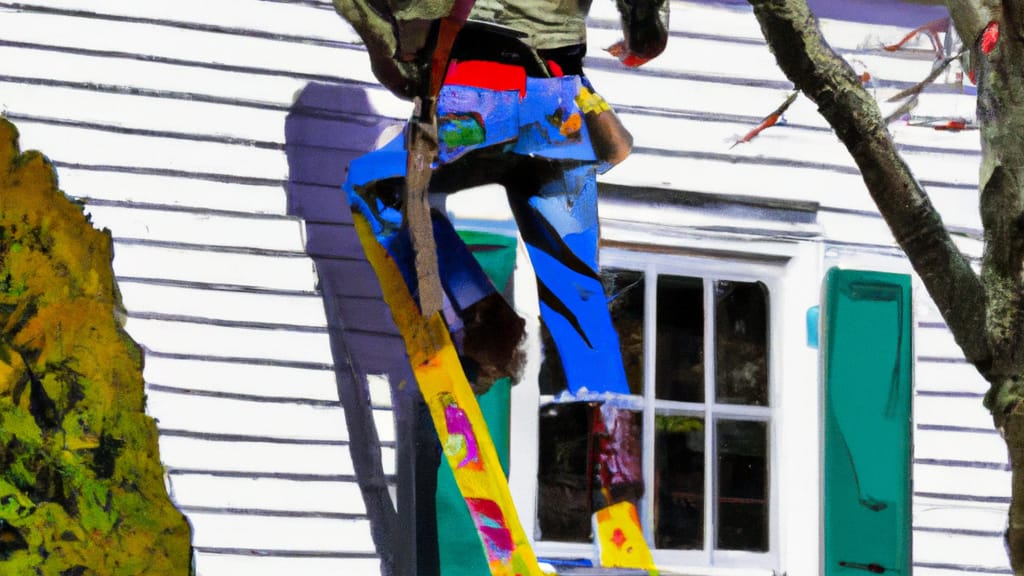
[284, 82, 420, 576]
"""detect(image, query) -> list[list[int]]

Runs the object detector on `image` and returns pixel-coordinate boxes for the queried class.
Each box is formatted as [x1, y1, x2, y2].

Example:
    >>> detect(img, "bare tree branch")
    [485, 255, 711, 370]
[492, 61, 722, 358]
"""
[747, 0, 991, 368]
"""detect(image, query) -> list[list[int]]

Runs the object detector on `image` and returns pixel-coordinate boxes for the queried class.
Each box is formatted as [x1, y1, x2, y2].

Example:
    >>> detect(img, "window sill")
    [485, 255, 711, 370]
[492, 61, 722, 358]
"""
[539, 563, 776, 576]
[656, 566, 776, 576]
[535, 542, 777, 576]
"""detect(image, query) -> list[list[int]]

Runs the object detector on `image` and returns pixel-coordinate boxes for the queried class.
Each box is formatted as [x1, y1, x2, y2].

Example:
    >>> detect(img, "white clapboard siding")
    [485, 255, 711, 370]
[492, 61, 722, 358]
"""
[0, 81, 291, 144]
[13, 121, 289, 180]
[917, 361, 989, 395]
[601, 151, 979, 237]
[110, 243, 318, 291]
[142, 355, 339, 401]
[889, 121, 981, 151]
[57, 169, 289, 215]
[117, 281, 328, 328]
[187, 511, 376, 553]
[144, 388, 397, 444]
[0, 11, 369, 83]
[145, 389, 349, 441]
[918, 324, 970, 361]
[916, 567, 1009, 576]
[587, 25, 940, 88]
[191, 552, 380, 576]
[168, 474, 367, 515]
[123, 318, 334, 365]
[618, 107, 979, 168]
[13, 0, 355, 45]
[915, 462, 1010, 500]
[0, 44, 411, 123]
[84, 205, 306, 252]
[913, 496, 1012, 573]
[915, 429, 1007, 466]
[157, 435, 397, 477]
[820, 210, 982, 254]
[916, 395, 995, 431]
[914, 530, 1011, 572]
[915, 497, 1009, 534]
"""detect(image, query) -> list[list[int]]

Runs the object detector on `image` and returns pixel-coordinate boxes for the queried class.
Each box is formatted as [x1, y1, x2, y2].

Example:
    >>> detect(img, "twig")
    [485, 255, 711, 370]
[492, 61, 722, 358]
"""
[731, 90, 799, 148]
[885, 51, 963, 103]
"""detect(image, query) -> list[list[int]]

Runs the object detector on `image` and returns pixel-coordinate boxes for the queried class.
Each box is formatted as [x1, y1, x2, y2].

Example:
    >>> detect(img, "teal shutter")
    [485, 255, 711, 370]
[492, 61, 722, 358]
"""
[436, 230, 517, 576]
[822, 268, 912, 575]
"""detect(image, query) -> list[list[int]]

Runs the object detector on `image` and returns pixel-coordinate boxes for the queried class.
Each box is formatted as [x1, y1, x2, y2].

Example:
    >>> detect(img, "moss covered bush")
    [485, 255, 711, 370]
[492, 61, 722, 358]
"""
[0, 118, 192, 574]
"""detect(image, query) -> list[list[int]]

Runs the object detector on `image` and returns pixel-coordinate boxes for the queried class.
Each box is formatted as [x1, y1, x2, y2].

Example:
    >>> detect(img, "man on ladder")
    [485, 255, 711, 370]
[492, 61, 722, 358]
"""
[333, 0, 670, 574]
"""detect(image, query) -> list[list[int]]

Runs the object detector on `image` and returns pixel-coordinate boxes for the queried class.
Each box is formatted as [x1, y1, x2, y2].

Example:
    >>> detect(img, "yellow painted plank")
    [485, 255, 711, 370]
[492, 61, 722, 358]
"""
[353, 214, 544, 576]
[594, 502, 657, 574]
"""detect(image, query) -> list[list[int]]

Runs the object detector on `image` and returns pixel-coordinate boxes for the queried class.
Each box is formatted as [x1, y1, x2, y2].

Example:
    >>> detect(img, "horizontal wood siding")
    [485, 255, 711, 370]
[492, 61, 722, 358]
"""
[0, 0, 1001, 573]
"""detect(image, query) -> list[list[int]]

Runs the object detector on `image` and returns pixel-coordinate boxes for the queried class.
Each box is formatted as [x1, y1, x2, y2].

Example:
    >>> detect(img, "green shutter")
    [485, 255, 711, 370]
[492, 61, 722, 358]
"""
[822, 268, 912, 575]
[436, 230, 517, 576]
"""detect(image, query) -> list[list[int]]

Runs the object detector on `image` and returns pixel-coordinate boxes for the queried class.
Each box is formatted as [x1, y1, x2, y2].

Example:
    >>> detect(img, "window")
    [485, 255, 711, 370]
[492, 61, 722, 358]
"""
[535, 257, 774, 567]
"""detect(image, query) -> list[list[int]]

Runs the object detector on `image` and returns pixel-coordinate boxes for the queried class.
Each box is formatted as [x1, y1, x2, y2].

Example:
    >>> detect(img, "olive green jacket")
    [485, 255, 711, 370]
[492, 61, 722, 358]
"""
[333, 0, 669, 99]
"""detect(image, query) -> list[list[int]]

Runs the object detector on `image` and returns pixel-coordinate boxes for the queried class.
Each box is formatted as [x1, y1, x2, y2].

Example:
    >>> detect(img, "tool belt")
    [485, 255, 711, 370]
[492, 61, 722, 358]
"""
[445, 20, 632, 166]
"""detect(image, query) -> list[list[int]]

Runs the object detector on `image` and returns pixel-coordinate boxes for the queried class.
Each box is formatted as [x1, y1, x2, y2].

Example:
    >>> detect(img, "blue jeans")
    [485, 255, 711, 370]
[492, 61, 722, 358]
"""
[343, 76, 629, 396]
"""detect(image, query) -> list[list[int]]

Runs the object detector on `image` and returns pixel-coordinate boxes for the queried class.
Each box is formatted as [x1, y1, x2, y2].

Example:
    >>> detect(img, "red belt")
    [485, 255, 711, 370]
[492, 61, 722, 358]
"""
[443, 58, 565, 98]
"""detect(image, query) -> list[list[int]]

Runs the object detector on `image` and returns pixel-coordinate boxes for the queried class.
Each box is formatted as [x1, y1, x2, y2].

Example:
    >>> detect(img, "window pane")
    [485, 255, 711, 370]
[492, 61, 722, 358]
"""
[715, 281, 769, 406]
[536, 402, 593, 541]
[716, 419, 769, 552]
[654, 414, 704, 549]
[656, 276, 704, 402]
[602, 268, 645, 396]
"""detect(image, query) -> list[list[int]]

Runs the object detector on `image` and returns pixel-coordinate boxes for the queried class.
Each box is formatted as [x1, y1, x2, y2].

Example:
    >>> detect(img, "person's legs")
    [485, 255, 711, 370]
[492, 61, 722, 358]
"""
[345, 139, 493, 314]
[504, 158, 630, 396]
[345, 138, 527, 392]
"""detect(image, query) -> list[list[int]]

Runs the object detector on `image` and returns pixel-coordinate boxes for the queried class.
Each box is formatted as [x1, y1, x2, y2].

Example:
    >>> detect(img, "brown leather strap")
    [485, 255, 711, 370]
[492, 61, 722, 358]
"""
[403, 0, 476, 317]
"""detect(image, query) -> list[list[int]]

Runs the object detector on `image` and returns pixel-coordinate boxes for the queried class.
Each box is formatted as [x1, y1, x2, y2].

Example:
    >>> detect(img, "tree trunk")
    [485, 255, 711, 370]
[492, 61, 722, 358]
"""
[746, 0, 1024, 570]
[976, 3, 1024, 571]
[1001, 401, 1024, 573]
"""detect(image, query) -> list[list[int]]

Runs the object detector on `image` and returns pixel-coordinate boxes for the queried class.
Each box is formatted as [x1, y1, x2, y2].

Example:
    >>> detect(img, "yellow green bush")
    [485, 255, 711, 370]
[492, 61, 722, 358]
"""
[0, 118, 192, 574]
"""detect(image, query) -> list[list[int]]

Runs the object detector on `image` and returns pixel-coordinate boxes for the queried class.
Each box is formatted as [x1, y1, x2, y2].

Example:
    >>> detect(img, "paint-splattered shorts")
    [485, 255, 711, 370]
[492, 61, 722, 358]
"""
[343, 67, 631, 396]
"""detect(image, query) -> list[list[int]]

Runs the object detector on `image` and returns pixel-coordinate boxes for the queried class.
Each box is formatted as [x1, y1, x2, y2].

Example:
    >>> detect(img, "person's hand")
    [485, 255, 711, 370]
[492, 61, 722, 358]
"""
[606, 40, 654, 68]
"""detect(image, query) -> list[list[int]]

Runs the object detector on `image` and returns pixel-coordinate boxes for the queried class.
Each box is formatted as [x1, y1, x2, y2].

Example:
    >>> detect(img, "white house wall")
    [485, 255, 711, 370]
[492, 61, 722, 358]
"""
[0, 0, 1007, 574]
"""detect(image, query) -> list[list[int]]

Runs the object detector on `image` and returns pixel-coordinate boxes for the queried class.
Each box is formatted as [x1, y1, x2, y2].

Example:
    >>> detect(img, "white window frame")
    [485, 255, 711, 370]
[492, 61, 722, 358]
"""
[511, 246, 801, 575]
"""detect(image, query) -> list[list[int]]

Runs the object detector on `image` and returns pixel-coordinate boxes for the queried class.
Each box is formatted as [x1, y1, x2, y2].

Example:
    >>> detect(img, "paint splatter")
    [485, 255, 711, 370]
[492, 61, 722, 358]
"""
[440, 112, 486, 147]
[443, 397, 483, 470]
[560, 112, 582, 137]
[981, 21, 999, 55]
[466, 498, 515, 561]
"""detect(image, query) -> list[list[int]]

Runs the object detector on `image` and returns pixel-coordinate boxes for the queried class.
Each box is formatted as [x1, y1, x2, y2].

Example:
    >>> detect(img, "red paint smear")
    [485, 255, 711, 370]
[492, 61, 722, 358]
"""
[735, 114, 780, 146]
[444, 60, 527, 97]
[611, 528, 628, 549]
[466, 498, 515, 560]
[982, 21, 999, 55]
[605, 41, 654, 68]
[934, 120, 967, 131]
